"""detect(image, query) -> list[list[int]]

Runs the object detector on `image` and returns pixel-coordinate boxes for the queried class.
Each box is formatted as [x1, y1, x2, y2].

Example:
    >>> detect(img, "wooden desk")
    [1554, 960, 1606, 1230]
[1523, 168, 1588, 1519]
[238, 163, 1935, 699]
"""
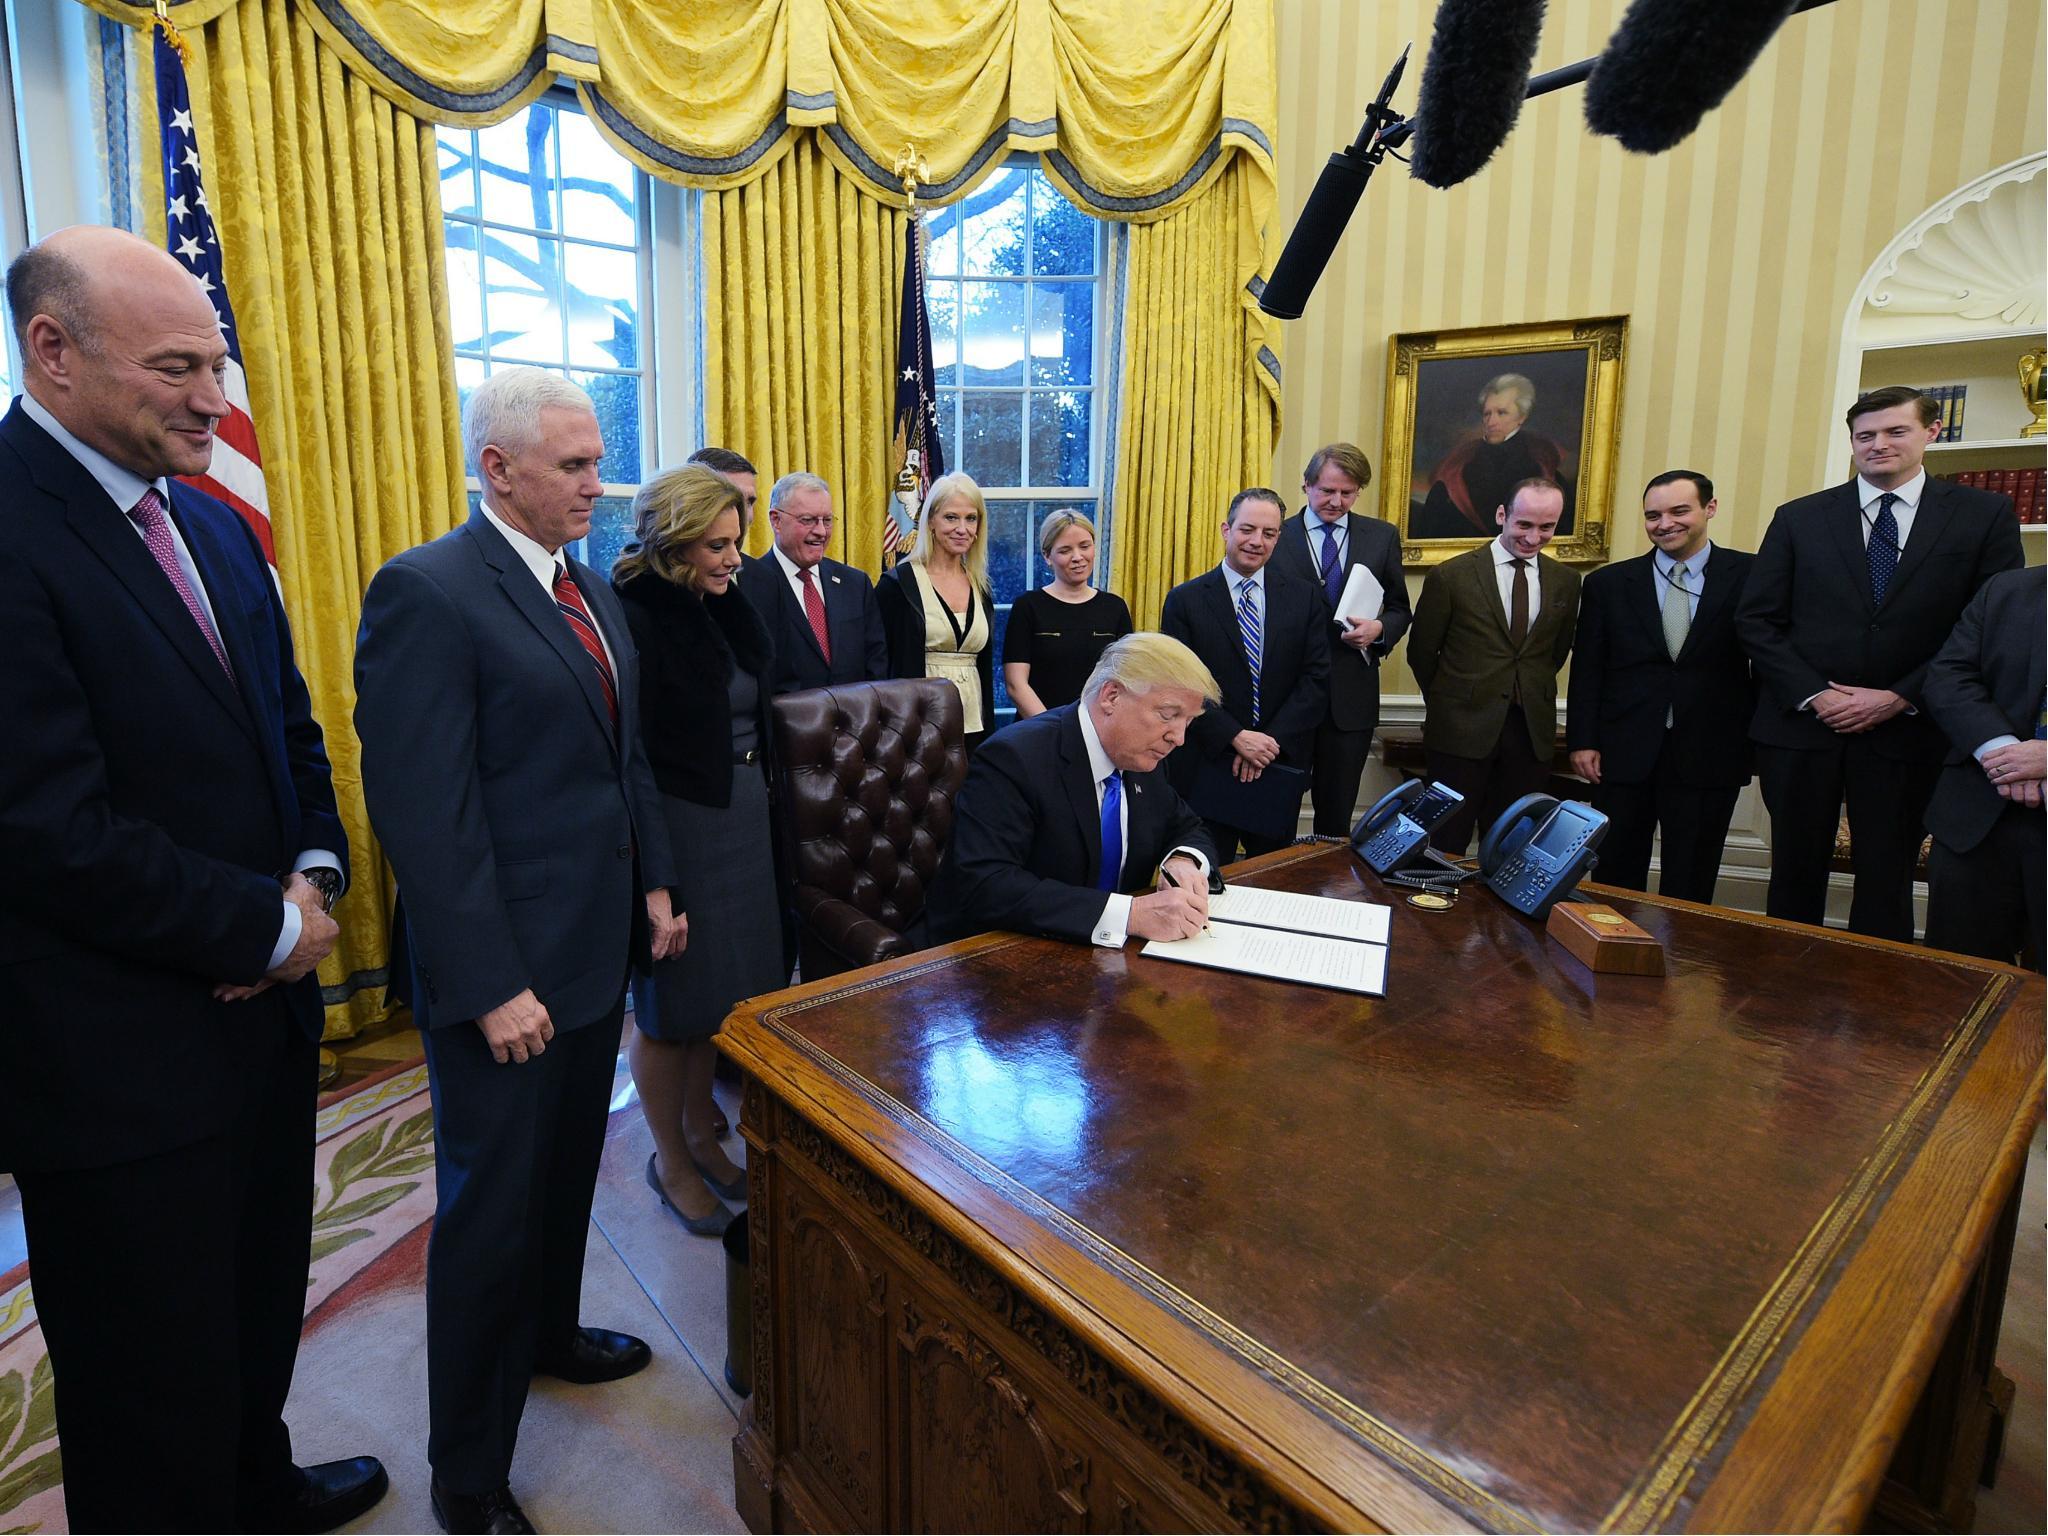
[719, 844, 2042, 1532]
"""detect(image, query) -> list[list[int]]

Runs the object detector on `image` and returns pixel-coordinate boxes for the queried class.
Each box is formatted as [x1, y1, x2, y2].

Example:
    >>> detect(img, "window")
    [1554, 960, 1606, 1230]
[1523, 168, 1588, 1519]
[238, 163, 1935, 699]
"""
[437, 93, 650, 573]
[922, 163, 1108, 717]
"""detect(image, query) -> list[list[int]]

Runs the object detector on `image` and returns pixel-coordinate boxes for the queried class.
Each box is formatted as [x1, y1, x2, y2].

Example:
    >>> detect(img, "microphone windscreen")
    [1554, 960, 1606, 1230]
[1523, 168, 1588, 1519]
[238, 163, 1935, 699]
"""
[1586, 0, 1801, 153]
[1408, 0, 1549, 190]
[1259, 151, 1372, 319]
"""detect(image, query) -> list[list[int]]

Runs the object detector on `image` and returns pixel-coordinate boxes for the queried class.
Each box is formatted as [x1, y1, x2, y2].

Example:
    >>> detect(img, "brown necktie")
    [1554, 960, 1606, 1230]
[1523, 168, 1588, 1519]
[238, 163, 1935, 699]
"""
[1509, 557, 1530, 647]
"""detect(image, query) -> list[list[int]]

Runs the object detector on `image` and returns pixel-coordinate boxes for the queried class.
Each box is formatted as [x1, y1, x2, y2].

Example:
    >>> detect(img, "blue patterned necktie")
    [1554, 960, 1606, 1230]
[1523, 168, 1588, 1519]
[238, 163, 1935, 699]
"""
[1319, 521, 1344, 606]
[1868, 492, 1900, 605]
[1237, 577, 1262, 724]
[1097, 771, 1123, 892]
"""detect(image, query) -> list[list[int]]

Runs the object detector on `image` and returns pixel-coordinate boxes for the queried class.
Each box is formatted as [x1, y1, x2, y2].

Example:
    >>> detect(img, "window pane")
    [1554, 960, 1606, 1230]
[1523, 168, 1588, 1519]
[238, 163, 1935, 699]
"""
[936, 392, 958, 473]
[481, 231, 563, 365]
[454, 357, 486, 446]
[982, 495, 1030, 609]
[923, 214, 960, 278]
[443, 223, 484, 353]
[961, 391, 1023, 486]
[961, 281, 1024, 387]
[574, 370, 642, 483]
[1027, 390, 1092, 487]
[478, 105, 558, 232]
[1029, 170, 1096, 275]
[583, 493, 637, 579]
[438, 130, 478, 218]
[961, 168, 1027, 276]
[557, 111, 637, 246]
[564, 241, 638, 369]
[928, 283, 960, 387]
[1029, 281, 1093, 386]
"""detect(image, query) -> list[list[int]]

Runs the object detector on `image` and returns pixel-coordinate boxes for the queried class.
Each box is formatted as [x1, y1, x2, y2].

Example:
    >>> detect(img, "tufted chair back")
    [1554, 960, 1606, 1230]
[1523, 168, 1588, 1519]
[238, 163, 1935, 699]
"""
[768, 678, 968, 979]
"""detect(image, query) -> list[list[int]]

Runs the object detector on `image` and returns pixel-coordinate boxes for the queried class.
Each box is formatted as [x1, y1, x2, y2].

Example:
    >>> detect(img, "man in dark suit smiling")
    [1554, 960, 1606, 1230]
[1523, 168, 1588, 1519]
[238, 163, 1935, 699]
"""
[743, 471, 890, 694]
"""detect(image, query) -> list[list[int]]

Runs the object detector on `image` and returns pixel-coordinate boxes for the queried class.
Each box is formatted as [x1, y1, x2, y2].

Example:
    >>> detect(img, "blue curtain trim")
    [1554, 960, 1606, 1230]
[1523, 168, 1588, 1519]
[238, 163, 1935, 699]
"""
[584, 85, 793, 178]
[309, 0, 548, 115]
[98, 15, 134, 232]
[1257, 344, 1281, 389]
[320, 966, 390, 1007]
[546, 34, 598, 66]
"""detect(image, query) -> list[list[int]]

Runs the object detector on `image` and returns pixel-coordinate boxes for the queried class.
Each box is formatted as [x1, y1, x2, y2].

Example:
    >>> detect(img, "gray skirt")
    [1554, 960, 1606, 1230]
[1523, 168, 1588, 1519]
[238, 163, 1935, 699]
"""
[630, 767, 786, 1042]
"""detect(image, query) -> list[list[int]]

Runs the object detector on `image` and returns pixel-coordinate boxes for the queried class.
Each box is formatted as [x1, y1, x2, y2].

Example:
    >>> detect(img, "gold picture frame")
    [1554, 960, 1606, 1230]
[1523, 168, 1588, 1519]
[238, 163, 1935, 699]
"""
[1381, 315, 1627, 567]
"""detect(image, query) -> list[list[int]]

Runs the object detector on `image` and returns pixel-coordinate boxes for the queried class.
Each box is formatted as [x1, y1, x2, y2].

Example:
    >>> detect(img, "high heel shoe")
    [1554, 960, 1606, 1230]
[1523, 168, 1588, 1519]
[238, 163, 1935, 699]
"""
[689, 1149, 749, 1203]
[645, 1153, 733, 1237]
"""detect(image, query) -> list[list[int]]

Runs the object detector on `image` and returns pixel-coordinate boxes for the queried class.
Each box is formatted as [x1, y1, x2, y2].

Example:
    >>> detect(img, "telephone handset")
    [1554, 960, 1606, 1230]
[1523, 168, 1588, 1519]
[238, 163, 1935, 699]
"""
[1478, 793, 1610, 918]
[1352, 778, 1466, 875]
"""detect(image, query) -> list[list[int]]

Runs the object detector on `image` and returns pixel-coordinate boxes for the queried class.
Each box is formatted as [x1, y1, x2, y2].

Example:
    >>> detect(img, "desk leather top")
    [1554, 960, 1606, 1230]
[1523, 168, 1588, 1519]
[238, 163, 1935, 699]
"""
[729, 844, 2044, 1531]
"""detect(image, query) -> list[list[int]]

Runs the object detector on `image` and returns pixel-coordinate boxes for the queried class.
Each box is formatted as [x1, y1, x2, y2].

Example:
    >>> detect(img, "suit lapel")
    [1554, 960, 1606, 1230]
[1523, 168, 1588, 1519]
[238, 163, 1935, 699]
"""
[1826, 483, 1874, 612]
[468, 515, 617, 749]
[817, 559, 849, 659]
[1057, 709, 1104, 884]
[1203, 569, 1254, 695]
[1879, 479, 1950, 613]
[1679, 548, 1736, 662]
[165, 488, 265, 745]
[1632, 553, 1668, 656]
[1470, 547, 1514, 645]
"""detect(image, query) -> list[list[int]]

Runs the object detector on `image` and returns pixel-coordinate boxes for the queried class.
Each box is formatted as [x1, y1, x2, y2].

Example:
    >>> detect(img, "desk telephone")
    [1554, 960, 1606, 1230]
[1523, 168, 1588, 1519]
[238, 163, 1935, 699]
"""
[1354, 782, 1608, 918]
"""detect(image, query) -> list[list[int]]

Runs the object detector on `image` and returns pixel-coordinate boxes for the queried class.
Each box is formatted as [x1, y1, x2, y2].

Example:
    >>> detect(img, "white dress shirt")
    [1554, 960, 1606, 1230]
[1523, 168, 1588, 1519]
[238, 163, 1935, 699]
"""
[1653, 541, 1713, 621]
[1490, 537, 1542, 626]
[1304, 513, 1348, 568]
[1855, 469, 1926, 553]
[19, 389, 338, 971]
[1078, 703, 1209, 948]
[771, 542, 831, 617]
[478, 497, 617, 677]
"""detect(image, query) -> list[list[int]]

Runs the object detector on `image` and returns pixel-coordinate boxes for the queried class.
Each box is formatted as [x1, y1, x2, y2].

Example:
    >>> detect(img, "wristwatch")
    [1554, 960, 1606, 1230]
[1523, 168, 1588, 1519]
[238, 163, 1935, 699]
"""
[300, 866, 344, 913]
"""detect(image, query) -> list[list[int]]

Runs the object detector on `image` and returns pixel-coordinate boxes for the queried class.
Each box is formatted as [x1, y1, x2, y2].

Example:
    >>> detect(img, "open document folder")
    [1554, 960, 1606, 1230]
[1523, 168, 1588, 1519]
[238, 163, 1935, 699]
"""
[1141, 885, 1392, 995]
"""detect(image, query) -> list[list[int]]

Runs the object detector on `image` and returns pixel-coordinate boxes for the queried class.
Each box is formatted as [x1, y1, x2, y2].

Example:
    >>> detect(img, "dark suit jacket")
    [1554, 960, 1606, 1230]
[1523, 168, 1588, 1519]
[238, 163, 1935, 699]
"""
[875, 563, 997, 719]
[744, 550, 890, 694]
[355, 510, 677, 1033]
[0, 402, 345, 1172]
[1566, 545, 1756, 787]
[1923, 568, 2045, 855]
[1408, 544, 1580, 761]
[1160, 565, 1331, 769]
[1735, 478, 2022, 761]
[615, 571, 774, 809]
[1267, 510, 1413, 733]
[927, 704, 1217, 944]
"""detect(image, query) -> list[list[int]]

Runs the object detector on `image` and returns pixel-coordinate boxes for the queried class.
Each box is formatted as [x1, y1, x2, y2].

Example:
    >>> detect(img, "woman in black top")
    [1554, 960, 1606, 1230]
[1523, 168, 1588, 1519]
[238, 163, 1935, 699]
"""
[613, 465, 781, 1238]
[1002, 508, 1133, 715]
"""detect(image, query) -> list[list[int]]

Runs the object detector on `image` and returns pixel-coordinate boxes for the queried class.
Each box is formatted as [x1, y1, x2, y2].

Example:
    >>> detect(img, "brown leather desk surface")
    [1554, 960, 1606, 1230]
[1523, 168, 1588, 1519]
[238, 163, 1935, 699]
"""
[727, 843, 2045, 1531]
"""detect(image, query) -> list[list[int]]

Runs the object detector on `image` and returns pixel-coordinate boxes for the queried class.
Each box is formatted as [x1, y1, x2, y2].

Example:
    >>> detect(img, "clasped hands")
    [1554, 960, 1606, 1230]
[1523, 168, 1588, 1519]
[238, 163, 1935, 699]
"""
[1126, 854, 1210, 942]
[213, 872, 338, 1002]
[1981, 738, 2045, 808]
[1811, 682, 1907, 734]
[1231, 729, 1281, 782]
[475, 890, 686, 1065]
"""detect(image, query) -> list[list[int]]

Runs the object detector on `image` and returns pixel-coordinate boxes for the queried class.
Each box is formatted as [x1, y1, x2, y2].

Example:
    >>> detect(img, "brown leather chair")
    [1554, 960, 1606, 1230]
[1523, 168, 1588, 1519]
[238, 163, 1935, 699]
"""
[768, 678, 969, 980]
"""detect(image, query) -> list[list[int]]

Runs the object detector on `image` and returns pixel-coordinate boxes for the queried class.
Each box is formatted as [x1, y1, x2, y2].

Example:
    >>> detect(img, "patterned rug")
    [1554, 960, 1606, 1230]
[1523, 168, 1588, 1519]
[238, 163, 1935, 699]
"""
[0, 1062, 438, 1534]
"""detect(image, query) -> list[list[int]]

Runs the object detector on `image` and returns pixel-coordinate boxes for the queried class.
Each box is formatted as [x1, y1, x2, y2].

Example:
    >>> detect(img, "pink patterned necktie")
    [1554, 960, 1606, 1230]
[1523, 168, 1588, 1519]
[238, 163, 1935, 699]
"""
[127, 488, 235, 680]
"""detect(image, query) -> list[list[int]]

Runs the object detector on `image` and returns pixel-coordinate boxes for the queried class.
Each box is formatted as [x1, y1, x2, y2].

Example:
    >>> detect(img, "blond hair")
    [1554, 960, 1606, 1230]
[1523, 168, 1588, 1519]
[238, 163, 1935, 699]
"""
[1036, 507, 1098, 559]
[1082, 632, 1220, 707]
[909, 471, 991, 591]
[612, 464, 744, 590]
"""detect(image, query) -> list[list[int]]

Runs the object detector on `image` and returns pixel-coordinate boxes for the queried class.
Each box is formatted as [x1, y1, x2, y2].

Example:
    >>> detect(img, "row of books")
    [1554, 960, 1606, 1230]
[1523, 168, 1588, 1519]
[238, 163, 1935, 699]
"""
[1915, 383, 1969, 441]
[1940, 467, 2046, 523]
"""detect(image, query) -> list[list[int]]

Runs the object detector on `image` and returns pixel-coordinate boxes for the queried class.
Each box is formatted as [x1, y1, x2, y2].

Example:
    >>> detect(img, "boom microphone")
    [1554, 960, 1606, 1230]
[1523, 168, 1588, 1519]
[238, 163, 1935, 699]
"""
[1585, 0, 1810, 153]
[1259, 46, 1410, 321]
[1407, 0, 1548, 190]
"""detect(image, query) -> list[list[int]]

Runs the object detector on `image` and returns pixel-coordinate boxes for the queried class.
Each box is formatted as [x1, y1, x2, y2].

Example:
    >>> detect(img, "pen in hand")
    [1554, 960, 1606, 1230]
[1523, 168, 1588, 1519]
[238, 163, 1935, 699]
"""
[1158, 862, 1211, 936]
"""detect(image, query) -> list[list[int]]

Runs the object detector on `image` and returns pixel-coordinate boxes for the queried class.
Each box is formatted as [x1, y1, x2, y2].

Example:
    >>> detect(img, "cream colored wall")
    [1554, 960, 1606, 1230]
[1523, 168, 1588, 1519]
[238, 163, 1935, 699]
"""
[1270, 0, 2047, 699]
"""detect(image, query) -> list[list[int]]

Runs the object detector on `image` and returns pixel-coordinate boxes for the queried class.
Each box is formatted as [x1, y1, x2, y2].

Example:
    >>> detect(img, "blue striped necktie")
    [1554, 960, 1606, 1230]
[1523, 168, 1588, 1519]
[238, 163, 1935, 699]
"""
[1237, 577, 1262, 724]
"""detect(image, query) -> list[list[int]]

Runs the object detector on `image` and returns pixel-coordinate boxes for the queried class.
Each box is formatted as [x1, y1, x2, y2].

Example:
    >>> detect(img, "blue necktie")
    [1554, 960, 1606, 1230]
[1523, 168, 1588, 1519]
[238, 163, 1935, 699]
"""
[1097, 771, 1123, 892]
[1237, 578, 1262, 724]
[1869, 492, 1900, 606]
[1319, 522, 1343, 606]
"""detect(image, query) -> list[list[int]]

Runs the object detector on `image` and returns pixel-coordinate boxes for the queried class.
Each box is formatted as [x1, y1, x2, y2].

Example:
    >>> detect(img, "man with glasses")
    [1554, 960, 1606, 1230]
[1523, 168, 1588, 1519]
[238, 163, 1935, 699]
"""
[743, 471, 890, 694]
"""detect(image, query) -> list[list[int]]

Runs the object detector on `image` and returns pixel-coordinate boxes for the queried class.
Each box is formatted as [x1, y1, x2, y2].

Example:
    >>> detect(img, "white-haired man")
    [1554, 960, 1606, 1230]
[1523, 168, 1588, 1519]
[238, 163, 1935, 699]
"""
[355, 367, 685, 1534]
[928, 633, 1219, 945]
[742, 470, 890, 693]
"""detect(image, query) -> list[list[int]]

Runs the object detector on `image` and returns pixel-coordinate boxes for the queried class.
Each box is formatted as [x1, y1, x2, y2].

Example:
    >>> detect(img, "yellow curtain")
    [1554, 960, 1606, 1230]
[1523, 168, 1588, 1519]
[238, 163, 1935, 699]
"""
[701, 142, 909, 569]
[1112, 155, 1281, 627]
[124, 0, 466, 1039]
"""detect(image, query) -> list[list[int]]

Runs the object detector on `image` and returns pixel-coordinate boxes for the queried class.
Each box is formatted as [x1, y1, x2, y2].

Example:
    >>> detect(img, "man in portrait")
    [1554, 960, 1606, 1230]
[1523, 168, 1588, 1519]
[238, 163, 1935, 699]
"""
[1413, 371, 1571, 540]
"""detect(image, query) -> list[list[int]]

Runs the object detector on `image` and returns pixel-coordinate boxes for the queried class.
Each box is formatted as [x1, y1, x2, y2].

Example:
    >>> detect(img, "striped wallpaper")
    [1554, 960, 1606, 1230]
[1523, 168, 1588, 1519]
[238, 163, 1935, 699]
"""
[1268, 0, 2046, 697]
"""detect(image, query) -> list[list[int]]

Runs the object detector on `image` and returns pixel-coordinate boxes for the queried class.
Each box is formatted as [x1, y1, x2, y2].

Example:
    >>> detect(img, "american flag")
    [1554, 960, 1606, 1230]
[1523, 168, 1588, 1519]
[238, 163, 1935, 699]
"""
[154, 20, 274, 566]
[885, 216, 944, 558]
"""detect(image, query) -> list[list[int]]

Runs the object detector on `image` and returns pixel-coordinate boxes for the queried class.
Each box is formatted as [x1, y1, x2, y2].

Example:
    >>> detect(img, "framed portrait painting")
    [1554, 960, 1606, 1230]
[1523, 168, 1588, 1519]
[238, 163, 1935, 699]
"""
[1381, 316, 1627, 566]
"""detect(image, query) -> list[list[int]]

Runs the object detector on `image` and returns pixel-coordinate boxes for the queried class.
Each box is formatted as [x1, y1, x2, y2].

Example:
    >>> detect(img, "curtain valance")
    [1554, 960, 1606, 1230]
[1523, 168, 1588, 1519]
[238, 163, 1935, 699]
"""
[89, 1, 1276, 224]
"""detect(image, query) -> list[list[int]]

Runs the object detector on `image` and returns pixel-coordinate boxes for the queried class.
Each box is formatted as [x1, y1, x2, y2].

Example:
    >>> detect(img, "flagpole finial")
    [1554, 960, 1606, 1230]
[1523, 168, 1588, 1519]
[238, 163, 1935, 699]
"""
[153, 1, 193, 62]
[892, 144, 928, 213]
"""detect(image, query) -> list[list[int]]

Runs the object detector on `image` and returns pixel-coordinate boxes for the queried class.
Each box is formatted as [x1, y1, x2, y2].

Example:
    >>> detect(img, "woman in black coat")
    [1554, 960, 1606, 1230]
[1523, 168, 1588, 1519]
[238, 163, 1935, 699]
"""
[613, 465, 780, 1237]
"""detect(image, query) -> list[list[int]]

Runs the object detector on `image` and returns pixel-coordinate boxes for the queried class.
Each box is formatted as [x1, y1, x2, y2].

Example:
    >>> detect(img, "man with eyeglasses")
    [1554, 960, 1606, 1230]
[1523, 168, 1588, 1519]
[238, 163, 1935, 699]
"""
[743, 471, 890, 694]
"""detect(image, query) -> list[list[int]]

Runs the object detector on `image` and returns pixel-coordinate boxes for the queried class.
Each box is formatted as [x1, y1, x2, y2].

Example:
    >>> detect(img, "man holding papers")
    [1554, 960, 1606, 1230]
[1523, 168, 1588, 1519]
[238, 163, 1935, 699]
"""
[927, 634, 1220, 946]
[1268, 443, 1413, 836]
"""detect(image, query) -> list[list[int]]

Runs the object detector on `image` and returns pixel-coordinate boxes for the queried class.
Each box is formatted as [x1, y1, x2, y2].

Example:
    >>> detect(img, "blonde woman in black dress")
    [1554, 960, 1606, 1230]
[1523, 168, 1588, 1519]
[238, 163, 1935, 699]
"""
[1003, 508, 1132, 717]
[877, 471, 996, 750]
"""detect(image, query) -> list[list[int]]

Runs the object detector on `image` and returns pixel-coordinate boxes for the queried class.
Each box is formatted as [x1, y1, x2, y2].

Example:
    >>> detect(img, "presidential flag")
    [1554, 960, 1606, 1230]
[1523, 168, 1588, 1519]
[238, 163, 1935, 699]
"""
[155, 18, 275, 565]
[885, 216, 944, 558]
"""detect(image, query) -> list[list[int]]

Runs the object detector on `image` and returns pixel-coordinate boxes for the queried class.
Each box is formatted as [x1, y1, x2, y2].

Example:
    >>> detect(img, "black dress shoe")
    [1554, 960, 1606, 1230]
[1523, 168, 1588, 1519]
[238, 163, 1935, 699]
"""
[431, 1478, 535, 1534]
[249, 1455, 391, 1533]
[533, 1325, 652, 1384]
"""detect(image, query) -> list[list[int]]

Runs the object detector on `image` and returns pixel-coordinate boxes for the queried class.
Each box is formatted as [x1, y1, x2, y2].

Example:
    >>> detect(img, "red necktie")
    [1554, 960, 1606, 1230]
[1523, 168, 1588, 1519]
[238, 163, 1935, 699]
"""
[128, 489, 234, 680]
[553, 563, 618, 726]
[800, 566, 832, 662]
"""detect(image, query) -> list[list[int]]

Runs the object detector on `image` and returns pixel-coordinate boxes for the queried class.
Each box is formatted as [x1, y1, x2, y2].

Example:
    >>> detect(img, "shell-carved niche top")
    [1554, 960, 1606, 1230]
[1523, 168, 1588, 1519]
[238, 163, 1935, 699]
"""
[1863, 156, 2045, 332]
